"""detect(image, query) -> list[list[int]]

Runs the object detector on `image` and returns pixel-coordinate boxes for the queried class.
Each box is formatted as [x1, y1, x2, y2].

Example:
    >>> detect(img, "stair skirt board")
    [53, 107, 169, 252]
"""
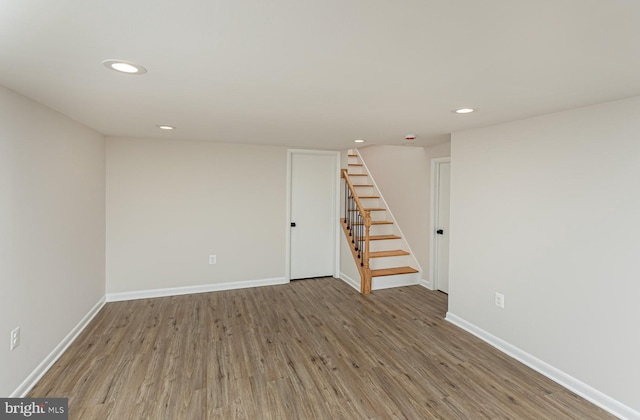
[339, 272, 361, 291]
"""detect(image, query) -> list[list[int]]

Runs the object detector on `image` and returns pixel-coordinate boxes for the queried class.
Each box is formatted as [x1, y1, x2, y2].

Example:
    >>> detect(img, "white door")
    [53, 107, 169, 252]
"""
[434, 161, 450, 293]
[290, 152, 336, 279]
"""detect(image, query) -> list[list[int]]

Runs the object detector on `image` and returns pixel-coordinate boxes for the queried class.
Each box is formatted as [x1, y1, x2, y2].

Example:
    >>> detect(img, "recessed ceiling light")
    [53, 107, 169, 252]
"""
[156, 125, 175, 130]
[354, 139, 365, 143]
[455, 108, 475, 114]
[102, 59, 147, 75]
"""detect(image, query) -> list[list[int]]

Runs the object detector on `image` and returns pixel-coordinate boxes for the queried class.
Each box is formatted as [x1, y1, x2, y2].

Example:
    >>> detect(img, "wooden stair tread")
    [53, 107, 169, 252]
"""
[348, 154, 358, 157]
[352, 184, 373, 187]
[348, 208, 386, 212]
[348, 163, 363, 166]
[348, 173, 368, 176]
[359, 195, 380, 199]
[369, 250, 410, 258]
[369, 235, 401, 241]
[371, 266, 419, 277]
[352, 220, 393, 226]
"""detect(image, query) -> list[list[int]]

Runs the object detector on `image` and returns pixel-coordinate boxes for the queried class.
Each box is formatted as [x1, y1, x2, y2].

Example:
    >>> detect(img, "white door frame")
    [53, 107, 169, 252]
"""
[429, 157, 451, 291]
[285, 149, 341, 281]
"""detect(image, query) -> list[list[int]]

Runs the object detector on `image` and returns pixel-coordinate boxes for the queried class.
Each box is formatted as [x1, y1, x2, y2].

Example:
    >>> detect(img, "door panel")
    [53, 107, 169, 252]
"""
[435, 162, 450, 293]
[290, 153, 335, 279]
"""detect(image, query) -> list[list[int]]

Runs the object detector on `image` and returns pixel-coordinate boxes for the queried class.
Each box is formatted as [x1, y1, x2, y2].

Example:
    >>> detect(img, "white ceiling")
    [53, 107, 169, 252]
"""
[2, 0, 640, 149]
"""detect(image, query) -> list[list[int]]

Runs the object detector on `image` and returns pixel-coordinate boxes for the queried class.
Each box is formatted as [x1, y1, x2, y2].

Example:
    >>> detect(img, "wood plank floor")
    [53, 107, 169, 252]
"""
[28, 278, 614, 419]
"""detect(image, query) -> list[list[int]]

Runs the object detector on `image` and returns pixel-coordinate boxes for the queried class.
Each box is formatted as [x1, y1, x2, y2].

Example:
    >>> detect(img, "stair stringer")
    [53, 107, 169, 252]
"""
[354, 149, 423, 290]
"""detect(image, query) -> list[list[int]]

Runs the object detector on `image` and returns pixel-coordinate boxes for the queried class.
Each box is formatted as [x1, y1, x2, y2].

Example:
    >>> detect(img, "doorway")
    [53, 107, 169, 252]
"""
[430, 158, 450, 293]
[287, 150, 340, 280]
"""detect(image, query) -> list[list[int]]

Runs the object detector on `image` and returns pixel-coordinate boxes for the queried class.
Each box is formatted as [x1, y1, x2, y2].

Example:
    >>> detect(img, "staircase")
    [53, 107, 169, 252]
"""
[342, 150, 420, 294]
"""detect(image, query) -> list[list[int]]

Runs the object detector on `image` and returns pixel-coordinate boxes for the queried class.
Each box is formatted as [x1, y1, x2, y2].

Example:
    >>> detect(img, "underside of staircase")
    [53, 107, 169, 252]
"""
[342, 150, 420, 294]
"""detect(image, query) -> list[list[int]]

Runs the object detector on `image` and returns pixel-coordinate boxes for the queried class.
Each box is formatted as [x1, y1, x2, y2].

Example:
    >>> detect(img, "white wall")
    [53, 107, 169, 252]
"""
[449, 97, 640, 415]
[339, 228, 361, 290]
[358, 142, 450, 279]
[106, 138, 287, 294]
[0, 85, 105, 396]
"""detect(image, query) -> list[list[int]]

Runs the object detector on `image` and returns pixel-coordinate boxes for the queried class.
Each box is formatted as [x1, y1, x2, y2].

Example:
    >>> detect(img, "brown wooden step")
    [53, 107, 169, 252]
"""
[348, 154, 357, 157]
[348, 208, 386, 212]
[369, 235, 401, 241]
[371, 266, 419, 277]
[352, 184, 374, 187]
[351, 220, 393, 226]
[348, 163, 363, 166]
[348, 173, 368, 176]
[369, 250, 410, 258]
[359, 195, 380, 199]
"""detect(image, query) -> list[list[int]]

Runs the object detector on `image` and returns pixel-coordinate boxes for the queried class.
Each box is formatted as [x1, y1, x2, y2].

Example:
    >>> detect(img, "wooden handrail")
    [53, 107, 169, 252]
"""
[342, 169, 372, 294]
[341, 169, 368, 216]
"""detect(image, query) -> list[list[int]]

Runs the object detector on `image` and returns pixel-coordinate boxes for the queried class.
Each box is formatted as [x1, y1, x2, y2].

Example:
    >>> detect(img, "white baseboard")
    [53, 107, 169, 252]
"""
[106, 277, 289, 302]
[339, 272, 360, 291]
[11, 297, 106, 398]
[445, 312, 639, 420]
[418, 278, 432, 289]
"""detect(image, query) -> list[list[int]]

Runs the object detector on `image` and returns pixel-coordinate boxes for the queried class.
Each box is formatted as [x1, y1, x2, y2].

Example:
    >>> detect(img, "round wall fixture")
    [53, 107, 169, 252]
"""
[156, 125, 175, 130]
[405, 134, 416, 141]
[102, 59, 147, 75]
[454, 108, 475, 114]
[354, 139, 365, 143]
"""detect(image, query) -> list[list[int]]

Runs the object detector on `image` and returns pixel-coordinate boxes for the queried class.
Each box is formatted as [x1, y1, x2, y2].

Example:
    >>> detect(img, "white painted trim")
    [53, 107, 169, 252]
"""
[355, 149, 423, 275]
[107, 277, 288, 302]
[418, 278, 432, 289]
[333, 153, 342, 279]
[339, 272, 360, 291]
[429, 157, 450, 291]
[285, 151, 292, 281]
[11, 297, 106, 397]
[372, 273, 419, 290]
[286, 149, 341, 280]
[445, 312, 639, 420]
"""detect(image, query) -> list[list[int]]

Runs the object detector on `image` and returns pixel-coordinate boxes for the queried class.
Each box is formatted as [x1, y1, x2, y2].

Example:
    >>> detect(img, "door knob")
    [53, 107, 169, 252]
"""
[436, 229, 444, 235]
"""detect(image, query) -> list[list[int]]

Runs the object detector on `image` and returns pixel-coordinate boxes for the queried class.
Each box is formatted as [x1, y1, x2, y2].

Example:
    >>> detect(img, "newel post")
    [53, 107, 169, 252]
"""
[362, 210, 372, 294]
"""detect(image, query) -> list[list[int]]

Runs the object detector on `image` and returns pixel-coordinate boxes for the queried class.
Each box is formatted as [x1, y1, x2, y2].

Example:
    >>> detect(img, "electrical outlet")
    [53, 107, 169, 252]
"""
[10, 327, 20, 351]
[495, 293, 505, 309]
[208, 255, 216, 265]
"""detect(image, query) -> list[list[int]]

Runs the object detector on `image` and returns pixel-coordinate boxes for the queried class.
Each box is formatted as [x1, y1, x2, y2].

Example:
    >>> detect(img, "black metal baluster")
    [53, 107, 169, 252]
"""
[354, 208, 359, 252]
[350, 194, 355, 242]
[359, 211, 364, 262]
[355, 209, 358, 251]
[344, 179, 348, 228]
[360, 215, 367, 267]
[360, 212, 364, 266]
[348, 189, 353, 234]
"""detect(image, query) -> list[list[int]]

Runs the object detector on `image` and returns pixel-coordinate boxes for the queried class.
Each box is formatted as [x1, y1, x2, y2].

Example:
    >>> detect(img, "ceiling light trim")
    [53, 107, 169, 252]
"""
[102, 59, 147, 75]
